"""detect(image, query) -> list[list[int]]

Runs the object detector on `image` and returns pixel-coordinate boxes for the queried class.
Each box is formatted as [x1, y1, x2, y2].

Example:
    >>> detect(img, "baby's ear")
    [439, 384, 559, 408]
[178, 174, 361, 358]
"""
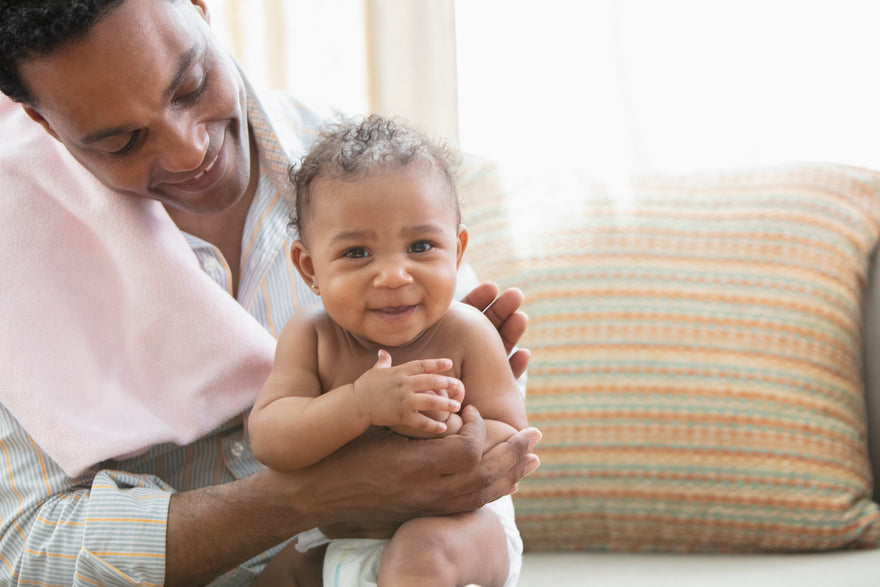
[290, 240, 317, 287]
[456, 224, 469, 268]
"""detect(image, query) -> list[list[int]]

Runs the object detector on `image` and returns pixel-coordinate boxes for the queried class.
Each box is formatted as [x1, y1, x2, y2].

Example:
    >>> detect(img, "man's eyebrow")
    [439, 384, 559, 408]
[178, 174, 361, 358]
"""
[79, 45, 199, 146]
[165, 45, 198, 101]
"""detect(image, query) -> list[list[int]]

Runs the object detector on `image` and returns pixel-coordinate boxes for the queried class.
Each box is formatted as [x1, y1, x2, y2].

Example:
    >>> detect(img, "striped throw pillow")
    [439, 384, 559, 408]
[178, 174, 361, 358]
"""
[458, 159, 880, 553]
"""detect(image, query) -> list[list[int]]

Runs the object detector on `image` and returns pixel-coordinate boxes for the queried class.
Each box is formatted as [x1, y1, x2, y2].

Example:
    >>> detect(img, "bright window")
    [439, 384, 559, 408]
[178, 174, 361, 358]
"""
[455, 0, 880, 177]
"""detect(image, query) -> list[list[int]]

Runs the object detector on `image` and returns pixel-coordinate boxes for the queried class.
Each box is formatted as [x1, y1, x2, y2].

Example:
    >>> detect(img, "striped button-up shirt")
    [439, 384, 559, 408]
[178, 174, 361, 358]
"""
[0, 78, 484, 586]
[0, 83, 327, 587]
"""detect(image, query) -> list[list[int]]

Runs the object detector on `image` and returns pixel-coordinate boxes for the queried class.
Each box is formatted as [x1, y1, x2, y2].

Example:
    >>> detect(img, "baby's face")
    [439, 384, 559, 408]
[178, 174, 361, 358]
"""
[299, 163, 467, 348]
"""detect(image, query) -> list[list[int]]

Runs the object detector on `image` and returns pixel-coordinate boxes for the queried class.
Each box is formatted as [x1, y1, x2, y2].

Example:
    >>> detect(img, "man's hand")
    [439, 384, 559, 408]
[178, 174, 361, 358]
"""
[310, 405, 541, 540]
[461, 283, 530, 379]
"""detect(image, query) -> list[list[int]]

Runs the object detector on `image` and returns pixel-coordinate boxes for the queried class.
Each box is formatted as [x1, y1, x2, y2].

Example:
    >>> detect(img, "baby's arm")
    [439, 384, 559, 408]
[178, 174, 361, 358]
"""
[456, 302, 529, 435]
[248, 317, 464, 471]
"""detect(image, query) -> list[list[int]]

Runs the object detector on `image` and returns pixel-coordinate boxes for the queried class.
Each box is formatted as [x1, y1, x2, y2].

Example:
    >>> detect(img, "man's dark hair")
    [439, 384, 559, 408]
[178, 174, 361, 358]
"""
[290, 114, 461, 241]
[0, 0, 126, 104]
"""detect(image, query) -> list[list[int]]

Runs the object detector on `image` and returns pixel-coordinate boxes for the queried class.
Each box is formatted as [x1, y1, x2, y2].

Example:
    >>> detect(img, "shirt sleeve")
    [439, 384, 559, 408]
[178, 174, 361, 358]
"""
[0, 405, 170, 587]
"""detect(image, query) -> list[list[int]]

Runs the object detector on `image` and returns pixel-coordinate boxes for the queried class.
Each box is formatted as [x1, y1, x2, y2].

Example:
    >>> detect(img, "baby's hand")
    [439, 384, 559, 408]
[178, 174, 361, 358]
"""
[421, 389, 452, 423]
[353, 350, 464, 435]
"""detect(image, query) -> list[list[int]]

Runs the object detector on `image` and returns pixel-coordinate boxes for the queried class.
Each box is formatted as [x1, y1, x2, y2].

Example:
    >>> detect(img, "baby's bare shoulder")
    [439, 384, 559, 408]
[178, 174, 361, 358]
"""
[442, 301, 498, 342]
[276, 305, 340, 349]
[286, 304, 334, 333]
[448, 300, 494, 326]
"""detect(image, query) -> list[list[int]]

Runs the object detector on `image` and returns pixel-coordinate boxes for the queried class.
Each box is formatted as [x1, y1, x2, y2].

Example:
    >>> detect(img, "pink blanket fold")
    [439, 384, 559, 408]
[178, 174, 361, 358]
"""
[0, 97, 276, 477]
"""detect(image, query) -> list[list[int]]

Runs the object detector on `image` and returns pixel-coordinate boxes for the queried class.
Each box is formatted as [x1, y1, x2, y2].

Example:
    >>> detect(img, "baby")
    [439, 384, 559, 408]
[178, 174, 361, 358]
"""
[249, 115, 528, 586]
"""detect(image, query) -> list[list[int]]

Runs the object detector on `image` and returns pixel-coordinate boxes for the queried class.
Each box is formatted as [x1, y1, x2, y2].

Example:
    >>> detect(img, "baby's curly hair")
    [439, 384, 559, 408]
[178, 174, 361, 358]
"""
[0, 0, 125, 104]
[290, 114, 461, 240]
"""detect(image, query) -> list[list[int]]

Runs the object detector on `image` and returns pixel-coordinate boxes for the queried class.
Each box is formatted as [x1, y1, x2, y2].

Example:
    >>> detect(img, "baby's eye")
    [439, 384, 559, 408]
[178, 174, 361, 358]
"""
[409, 241, 434, 254]
[344, 247, 370, 259]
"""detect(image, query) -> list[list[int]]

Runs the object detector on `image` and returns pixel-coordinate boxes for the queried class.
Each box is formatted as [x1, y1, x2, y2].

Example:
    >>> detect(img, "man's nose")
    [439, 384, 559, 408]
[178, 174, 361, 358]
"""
[157, 116, 209, 173]
[373, 257, 414, 288]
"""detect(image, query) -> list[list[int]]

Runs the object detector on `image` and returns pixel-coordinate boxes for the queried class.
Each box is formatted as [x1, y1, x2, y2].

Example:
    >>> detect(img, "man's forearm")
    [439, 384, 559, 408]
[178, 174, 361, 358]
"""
[166, 409, 539, 585]
[165, 469, 317, 586]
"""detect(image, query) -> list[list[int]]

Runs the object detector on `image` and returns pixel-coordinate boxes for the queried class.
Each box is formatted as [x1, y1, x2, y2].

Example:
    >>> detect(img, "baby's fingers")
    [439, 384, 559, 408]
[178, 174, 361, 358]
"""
[411, 388, 461, 415]
[403, 357, 454, 375]
[406, 412, 452, 435]
[445, 382, 465, 405]
[414, 373, 464, 405]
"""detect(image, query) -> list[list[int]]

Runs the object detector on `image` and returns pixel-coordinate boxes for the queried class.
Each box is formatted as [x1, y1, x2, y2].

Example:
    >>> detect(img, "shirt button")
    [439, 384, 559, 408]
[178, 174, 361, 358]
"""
[229, 441, 245, 458]
[202, 256, 221, 274]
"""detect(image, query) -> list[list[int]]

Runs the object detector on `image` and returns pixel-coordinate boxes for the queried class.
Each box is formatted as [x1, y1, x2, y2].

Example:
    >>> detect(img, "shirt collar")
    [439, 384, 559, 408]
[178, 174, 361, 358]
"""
[241, 66, 301, 197]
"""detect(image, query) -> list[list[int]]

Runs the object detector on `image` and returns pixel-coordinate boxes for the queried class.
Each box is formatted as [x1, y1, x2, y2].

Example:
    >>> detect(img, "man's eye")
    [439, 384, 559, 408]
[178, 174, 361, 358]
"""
[344, 248, 369, 259]
[175, 71, 210, 106]
[409, 241, 434, 254]
[108, 130, 141, 157]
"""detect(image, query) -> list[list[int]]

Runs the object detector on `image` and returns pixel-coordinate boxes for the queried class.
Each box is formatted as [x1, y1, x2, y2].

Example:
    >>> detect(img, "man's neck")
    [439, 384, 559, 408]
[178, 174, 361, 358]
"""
[166, 133, 260, 296]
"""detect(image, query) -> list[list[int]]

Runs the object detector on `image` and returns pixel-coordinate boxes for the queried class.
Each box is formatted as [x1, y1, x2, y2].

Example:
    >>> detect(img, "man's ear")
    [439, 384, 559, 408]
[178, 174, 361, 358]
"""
[456, 224, 469, 269]
[189, 0, 211, 24]
[21, 105, 60, 141]
[291, 240, 319, 290]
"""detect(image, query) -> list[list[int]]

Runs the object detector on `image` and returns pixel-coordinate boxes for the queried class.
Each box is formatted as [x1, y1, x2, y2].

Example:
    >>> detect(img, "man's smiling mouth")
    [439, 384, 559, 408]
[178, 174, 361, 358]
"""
[192, 152, 220, 180]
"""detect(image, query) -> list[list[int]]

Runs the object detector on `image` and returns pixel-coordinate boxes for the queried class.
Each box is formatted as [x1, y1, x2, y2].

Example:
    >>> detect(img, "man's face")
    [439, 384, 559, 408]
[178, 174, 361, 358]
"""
[18, 0, 252, 216]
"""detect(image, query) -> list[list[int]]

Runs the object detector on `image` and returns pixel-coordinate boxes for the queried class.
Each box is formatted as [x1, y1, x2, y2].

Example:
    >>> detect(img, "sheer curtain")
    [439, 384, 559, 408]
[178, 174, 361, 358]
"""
[203, 0, 456, 138]
[204, 0, 369, 115]
[205, 0, 880, 179]
[455, 0, 880, 178]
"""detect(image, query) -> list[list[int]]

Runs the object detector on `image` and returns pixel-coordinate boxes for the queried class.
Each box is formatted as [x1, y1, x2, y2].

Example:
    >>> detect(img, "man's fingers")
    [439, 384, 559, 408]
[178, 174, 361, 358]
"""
[498, 310, 528, 355]
[462, 284, 529, 361]
[460, 282, 500, 312]
[482, 287, 524, 330]
[483, 288, 528, 356]
[432, 405, 486, 474]
[508, 347, 531, 380]
[480, 426, 542, 500]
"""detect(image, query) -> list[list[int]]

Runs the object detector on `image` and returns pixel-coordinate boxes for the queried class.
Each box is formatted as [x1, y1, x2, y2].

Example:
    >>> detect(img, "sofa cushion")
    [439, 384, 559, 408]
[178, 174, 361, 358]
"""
[458, 159, 880, 553]
[862, 244, 880, 502]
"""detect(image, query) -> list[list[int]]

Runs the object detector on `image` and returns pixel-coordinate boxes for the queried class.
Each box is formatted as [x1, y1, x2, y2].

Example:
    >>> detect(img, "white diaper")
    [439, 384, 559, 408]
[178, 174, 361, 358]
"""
[295, 495, 522, 587]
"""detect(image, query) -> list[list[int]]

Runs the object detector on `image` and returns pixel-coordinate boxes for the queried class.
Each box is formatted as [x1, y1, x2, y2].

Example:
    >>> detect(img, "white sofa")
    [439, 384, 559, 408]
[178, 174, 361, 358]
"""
[519, 549, 880, 586]
[456, 159, 880, 586]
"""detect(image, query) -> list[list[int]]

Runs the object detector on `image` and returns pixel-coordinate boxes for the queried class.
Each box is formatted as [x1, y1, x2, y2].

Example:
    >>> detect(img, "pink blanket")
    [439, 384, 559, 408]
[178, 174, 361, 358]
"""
[0, 97, 276, 477]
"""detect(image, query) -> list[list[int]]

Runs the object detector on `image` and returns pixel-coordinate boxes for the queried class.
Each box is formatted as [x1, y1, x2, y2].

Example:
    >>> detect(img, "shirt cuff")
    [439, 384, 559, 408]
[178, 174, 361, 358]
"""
[75, 470, 171, 586]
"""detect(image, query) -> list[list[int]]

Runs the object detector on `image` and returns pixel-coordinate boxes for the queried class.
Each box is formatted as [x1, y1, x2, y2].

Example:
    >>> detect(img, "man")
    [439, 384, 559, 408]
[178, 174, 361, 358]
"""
[0, 1, 540, 585]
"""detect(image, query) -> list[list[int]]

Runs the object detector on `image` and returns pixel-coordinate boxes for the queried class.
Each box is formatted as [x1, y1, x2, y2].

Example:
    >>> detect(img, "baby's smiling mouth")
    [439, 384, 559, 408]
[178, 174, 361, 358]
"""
[371, 305, 416, 318]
